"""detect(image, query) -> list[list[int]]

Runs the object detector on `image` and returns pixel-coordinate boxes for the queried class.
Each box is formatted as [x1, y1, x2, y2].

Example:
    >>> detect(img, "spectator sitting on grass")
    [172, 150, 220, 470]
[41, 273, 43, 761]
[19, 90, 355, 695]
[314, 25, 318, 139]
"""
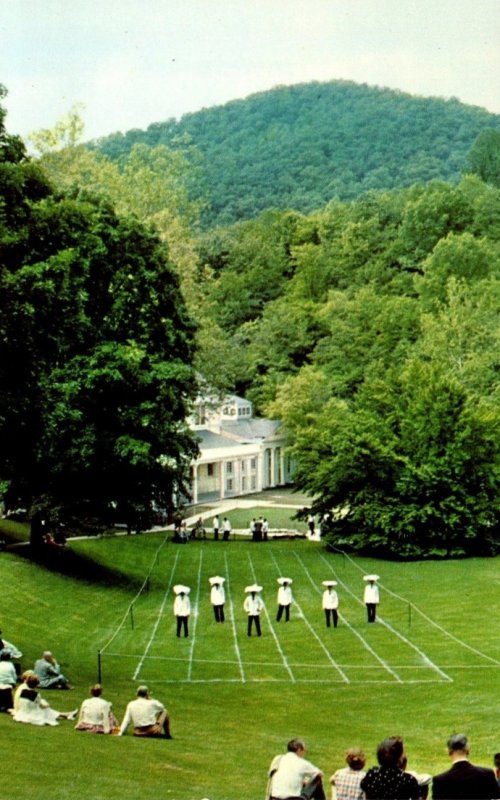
[268, 737, 326, 800]
[330, 747, 366, 800]
[33, 650, 71, 689]
[432, 733, 500, 799]
[119, 685, 172, 739]
[75, 684, 119, 734]
[11, 674, 76, 726]
[360, 736, 419, 799]
[0, 650, 17, 712]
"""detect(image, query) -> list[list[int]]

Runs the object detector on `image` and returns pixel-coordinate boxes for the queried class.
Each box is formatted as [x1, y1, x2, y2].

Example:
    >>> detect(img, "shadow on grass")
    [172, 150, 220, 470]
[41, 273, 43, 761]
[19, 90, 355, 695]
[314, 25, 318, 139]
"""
[6, 541, 140, 589]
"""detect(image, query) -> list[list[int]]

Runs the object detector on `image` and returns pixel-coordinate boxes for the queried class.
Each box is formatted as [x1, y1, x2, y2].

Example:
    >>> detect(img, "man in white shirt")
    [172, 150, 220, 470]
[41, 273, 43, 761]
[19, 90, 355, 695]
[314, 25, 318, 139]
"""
[363, 576, 380, 623]
[276, 578, 293, 622]
[268, 738, 325, 800]
[173, 587, 191, 637]
[119, 685, 172, 738]
[222, 517, 232, 541]
[322, 581, 339, 629]
[209, 577, 226, 623]
[244, 585, 264, 636]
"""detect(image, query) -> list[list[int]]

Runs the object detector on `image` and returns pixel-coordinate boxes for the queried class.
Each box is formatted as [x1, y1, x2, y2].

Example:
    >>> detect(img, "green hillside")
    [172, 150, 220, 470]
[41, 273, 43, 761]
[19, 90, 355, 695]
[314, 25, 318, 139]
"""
[93, 80, 500, 226]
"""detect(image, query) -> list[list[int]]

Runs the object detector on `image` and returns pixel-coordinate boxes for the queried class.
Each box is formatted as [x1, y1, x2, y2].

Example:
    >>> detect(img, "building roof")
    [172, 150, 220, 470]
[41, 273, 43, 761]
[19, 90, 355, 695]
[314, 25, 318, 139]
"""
[218, 418, 282, 442]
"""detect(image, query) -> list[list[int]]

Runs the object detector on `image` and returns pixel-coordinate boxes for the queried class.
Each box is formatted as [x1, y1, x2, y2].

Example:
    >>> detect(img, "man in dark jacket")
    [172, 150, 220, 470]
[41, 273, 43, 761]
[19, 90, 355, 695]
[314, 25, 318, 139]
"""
[432, 733, 500, 799]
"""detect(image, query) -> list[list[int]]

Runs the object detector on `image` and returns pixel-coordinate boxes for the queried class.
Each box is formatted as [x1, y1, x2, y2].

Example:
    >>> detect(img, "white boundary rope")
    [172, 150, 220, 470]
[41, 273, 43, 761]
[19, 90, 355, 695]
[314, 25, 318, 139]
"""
[224, 551, 246, 682]
[269, 549, 350, 683]
[247, 552, 296, 682]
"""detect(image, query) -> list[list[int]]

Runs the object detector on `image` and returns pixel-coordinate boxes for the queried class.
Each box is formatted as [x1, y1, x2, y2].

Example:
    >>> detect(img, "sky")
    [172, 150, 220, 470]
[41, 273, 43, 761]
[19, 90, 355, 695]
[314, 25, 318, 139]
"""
[1, 0, 499, 143]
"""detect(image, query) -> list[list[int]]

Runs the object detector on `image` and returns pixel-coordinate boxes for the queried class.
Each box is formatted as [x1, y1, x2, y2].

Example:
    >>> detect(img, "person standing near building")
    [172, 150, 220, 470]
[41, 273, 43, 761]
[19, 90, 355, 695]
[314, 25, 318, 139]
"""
[363, 575, 380, 623]
[223, 517, 232, 541]
[276, 578, 293, 622]
[322, 581, 339, 628]
[262, 518, 269, 541]
[212, 515, 220, 541]
[173, 585, 191, 638]
[244, 584, 264, 637]
[209, 576, 226, 623]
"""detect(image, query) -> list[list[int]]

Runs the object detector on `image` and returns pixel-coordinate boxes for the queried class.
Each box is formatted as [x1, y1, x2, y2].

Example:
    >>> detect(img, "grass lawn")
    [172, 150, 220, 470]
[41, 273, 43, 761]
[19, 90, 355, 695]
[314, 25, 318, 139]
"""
[1, 532, 500, 799]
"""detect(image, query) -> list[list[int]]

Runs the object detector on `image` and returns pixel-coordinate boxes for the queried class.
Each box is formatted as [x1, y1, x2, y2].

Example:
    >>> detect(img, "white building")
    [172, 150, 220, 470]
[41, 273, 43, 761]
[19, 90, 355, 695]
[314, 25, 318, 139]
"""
[190, 395, 293, 504]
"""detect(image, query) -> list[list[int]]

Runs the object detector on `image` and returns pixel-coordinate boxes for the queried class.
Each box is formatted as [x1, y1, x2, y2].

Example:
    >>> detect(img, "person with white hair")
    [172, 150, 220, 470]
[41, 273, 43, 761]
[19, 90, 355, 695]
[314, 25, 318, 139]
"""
[119, 685, 172, 739]
[33, 650, 70, 689]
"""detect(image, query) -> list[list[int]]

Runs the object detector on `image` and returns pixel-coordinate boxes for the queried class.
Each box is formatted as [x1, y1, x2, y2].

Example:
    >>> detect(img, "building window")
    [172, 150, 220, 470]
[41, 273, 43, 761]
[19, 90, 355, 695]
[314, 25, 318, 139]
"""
[226, 478, 233, 491]
[226, 461, 233, 474]
[251, 476, 256, 490]
[207, 463, 214, 477]
[241, 460, 246, 472]
[250, 458, 256, 471]
[242, 476, 246, 491]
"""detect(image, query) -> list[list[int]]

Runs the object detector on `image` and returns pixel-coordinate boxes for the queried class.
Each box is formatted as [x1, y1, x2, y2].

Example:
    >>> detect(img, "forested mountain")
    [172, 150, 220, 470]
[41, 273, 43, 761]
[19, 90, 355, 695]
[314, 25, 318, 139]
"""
[93, 80, 500, 227]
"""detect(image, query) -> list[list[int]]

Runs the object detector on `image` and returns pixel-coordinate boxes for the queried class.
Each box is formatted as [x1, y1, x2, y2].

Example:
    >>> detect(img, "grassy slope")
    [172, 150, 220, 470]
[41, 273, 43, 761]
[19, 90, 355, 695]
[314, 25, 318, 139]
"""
[1, 535, 499, 800]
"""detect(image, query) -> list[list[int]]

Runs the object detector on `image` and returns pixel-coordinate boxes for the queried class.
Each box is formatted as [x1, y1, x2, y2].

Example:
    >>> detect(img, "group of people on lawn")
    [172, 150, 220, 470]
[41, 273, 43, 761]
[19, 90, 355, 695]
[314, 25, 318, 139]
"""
[172, 574, 381, 638]
[269, 734, 500, 800]
[0, 639, 171, 738]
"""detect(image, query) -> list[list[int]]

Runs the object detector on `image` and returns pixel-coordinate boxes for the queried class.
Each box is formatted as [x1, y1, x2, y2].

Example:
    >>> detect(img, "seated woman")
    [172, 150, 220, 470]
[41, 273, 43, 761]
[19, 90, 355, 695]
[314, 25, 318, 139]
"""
[75, 684, 118, 734]
[12, 674, 77, 726]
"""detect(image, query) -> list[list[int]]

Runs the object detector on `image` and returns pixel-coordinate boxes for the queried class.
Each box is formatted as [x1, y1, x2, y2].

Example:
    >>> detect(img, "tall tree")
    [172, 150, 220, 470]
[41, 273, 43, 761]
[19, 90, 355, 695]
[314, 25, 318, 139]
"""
[0, 87, 198, 536]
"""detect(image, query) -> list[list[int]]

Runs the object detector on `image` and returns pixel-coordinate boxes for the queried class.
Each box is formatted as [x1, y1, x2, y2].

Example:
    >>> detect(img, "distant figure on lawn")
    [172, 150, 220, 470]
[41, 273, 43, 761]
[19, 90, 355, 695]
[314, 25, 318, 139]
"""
[268, 737, 326, 800]
[209, 576, 225, 623]
[432, 733, 500, 799]
[11, 674, 76, 726]
[363, 575, 380, 623]
[119, 685, 172, 739]
[74, 684, 119, 734]
[360, 735, 419, 799]
[322, 581, 339, 629]
[173, 585, 191, 637]
[276, 578, 293, 622]
[244, 584, 264, 637]
[223, 517, 232, 541]
[33, 650, 71, 689]
[330, 746, 366, 800]
[212, 515, 220, 541]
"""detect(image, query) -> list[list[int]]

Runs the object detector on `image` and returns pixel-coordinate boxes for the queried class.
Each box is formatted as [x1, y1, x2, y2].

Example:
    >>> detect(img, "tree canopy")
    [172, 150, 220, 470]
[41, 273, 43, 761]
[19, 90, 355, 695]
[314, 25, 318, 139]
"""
[93, 80, 500, 227]
[0, 86, 198, 535]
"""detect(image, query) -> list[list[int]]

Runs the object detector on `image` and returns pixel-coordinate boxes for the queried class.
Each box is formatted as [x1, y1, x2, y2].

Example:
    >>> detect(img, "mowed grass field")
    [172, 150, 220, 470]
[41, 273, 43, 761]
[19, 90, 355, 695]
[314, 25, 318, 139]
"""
[2, 531, 500, 800]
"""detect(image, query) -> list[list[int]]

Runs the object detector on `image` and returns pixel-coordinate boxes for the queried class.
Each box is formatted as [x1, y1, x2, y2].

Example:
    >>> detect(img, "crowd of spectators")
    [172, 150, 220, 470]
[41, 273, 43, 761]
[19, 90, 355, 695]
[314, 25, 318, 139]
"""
[267, 735, 500, 800]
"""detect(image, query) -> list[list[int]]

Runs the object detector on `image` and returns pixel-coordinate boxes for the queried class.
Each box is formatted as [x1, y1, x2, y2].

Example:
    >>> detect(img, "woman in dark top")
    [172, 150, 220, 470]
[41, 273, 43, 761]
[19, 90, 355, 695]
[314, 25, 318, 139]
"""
[361, 736, 420, 799]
